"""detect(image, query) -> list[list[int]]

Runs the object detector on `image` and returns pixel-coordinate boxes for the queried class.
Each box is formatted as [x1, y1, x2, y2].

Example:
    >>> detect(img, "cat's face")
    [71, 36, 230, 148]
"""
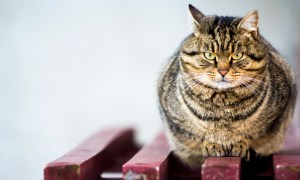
[180, 5, 268, 90]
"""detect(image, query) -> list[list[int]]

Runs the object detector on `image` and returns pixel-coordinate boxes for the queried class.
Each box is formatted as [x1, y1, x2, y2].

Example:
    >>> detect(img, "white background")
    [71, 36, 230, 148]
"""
[0, 0, 299, 179]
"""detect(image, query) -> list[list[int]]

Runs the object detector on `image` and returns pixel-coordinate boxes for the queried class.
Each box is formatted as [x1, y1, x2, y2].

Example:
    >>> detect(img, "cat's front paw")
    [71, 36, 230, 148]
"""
[230, 142, 250, 160]
[203, 143, 225, 157]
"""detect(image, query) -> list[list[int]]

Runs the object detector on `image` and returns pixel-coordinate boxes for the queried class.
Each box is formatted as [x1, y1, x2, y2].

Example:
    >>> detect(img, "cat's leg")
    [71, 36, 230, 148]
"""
[202, 141, 226, 157]
[230, 140, 250, 160]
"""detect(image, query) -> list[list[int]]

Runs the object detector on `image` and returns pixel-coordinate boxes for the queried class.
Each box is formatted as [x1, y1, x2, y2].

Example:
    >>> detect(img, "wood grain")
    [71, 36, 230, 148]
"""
[201, 157, 241, 180]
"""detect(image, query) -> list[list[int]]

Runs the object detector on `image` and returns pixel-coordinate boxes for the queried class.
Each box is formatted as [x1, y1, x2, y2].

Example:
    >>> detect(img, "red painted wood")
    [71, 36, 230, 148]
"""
[44, 127, 137, 180]
[273, 155, 300, 180]
[201, 157, 241, 180]
[122, 132, 171, 180]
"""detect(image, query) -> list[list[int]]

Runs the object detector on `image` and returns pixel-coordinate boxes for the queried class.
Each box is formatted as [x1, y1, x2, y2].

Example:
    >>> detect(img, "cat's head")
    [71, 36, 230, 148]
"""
[180, 4, 268, 90]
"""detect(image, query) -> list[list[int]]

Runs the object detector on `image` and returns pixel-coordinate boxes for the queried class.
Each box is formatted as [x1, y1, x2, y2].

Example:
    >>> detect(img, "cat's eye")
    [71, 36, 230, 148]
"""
[231, 53, 243, 60]
[204, 52, 216, 60]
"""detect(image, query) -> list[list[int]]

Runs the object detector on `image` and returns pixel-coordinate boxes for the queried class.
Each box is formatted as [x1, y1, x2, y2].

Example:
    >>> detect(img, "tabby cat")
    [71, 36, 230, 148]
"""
[158, 4, 296, 167]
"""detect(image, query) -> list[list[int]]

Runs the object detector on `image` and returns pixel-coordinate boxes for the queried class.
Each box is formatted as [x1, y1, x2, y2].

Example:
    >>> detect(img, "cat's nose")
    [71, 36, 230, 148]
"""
[218, 70, 228, 77]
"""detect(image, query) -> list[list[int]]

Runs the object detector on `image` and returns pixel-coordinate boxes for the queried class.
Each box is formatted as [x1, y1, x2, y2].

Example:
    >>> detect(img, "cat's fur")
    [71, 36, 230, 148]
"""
[157, 4, 296, 167]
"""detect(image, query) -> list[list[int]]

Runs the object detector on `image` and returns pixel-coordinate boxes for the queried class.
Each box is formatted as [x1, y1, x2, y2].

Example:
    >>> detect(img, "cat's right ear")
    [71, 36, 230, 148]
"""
[188, 4, 205, 36]
[188, 4, 204, 25]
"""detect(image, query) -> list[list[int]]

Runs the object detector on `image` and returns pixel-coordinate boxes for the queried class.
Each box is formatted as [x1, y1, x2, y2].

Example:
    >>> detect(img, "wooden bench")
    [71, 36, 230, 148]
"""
[44, 123, 300, 180]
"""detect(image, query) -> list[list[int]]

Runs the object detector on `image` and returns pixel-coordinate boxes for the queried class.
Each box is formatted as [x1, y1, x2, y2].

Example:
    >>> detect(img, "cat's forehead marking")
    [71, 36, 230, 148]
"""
[202, 16, 238, 53]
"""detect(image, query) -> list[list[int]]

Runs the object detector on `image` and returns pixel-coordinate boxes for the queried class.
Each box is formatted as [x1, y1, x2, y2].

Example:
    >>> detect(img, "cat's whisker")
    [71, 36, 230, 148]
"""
[181, 77, 198, 88]
[237, 78, 258, 95]
[185, 79, 204, 92]
[244, 81, 258, 94]
[240, 76, 278, 102]
[242, 75, 278, 94]
[182, 75, 208, 94]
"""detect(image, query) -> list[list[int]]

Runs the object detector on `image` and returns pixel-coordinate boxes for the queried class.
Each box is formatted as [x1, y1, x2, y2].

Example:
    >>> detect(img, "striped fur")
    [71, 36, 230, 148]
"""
[158, 5, 296, 167]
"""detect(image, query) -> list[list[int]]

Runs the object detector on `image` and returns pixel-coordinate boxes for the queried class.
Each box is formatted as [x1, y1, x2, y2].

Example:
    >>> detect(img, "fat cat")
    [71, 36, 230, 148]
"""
[158, 4, 296, 167]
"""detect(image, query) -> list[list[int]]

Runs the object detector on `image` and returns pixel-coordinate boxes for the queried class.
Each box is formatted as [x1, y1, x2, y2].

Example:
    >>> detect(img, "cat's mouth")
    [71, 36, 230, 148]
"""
[215, 80, 232, 89]
[210, 75, 238, 90]
[191, 78, 234, 90]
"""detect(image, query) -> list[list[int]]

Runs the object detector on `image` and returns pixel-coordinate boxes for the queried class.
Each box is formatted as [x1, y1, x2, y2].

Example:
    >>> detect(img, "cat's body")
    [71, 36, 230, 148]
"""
[158, 5, 296, 167]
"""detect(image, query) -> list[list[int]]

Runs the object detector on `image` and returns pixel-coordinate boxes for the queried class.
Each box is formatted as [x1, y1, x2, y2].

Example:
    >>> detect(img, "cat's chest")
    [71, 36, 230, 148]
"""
[210, 92, 240, 107]
[201, 121, 246, 144]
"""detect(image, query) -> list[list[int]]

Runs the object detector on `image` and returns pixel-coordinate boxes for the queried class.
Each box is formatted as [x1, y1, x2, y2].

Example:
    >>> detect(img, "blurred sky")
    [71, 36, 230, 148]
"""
[0, 0, 300, 179]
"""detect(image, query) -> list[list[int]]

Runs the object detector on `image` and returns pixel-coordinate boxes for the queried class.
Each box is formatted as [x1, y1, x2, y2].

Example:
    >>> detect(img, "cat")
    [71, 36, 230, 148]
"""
[157, 4, 297, 167]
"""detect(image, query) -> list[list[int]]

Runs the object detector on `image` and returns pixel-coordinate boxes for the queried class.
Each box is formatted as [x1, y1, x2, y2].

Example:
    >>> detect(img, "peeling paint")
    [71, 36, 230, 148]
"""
[286, 166, 300, 172]
[124, 170, 147, 180]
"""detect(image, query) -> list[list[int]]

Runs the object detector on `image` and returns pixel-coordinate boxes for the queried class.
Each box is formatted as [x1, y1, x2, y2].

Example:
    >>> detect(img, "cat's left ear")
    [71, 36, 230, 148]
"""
[238, 10, 259, 37]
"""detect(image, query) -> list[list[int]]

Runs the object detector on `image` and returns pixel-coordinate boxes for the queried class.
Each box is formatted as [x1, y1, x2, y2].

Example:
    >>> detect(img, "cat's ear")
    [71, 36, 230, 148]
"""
[188, 4, 205, 36]
[238, 10, 259, 37]
[188, 4, 204, 25]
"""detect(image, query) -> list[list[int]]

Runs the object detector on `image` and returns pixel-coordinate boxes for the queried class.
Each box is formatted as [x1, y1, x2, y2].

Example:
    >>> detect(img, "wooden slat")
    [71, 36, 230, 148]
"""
[273, 155, 300, 180]
[44, 127, 137, 180]
[201, 157, 241, 180]
[122, 132, 171, 180]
